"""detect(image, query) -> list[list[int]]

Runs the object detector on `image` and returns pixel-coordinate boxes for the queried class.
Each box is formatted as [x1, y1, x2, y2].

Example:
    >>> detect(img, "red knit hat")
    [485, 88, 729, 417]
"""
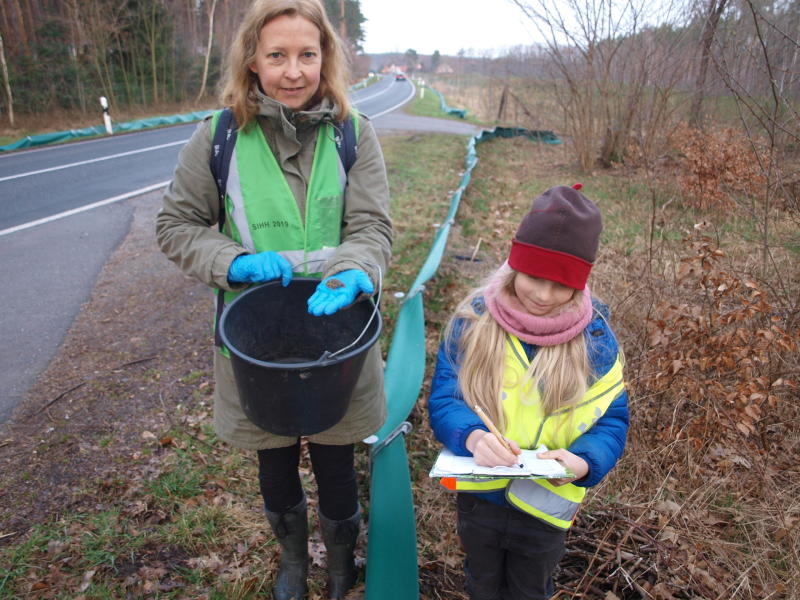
[507, 185, 602, 290]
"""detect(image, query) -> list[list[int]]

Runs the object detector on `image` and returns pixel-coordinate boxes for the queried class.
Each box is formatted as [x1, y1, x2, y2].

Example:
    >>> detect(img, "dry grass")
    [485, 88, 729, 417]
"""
[430, 75, 564, 133]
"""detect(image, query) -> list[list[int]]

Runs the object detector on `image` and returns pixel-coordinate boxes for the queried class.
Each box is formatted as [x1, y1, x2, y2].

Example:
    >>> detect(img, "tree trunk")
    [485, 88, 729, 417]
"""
[20, 0, 36, 52]
[195, 0, 218, 102]
[7, 0, 28, 53]
[689, 0, 729, 128]
[65, 0, 87, 112]
[497, 85, 508, 121]
[116, 34, 133, 105]
[0, 33, 14, 127]
[149, 3, 159, 104]
[0, 4, 11, 54]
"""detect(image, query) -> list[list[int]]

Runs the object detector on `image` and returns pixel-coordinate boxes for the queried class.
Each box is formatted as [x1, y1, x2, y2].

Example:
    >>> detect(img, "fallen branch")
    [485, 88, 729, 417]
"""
[31, 355, 158, 417]
[34, 381, 85, 416]
[470, 238, 483, 262]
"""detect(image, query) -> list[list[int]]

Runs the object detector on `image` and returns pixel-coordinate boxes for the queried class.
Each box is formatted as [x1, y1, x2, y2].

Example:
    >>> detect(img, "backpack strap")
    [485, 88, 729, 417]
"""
[210, 108, 238, 349]
[210, 107, 238, 232]
[334, 114, 358, 175]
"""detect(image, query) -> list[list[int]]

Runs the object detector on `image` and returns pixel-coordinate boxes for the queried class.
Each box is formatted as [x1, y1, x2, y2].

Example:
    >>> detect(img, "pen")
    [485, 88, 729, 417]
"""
[473, 404, 520, 463]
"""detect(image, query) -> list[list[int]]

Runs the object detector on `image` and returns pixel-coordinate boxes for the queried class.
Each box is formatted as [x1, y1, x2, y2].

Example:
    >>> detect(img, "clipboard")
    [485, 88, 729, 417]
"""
[429, 445, 573, 480]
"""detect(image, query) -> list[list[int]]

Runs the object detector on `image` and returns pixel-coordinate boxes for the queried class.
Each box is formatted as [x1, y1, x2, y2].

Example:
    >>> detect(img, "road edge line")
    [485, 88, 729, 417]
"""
[0, 181, 170, 238]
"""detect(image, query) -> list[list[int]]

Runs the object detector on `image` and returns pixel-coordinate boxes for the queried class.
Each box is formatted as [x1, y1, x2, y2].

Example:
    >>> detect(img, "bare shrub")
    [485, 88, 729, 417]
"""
[510, 0, 691, 171]
[643, 222, 797, 455]
[671, 123, 768, 210]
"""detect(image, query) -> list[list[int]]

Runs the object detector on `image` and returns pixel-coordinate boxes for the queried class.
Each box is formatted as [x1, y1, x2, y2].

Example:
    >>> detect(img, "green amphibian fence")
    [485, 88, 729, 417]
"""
[0, 111, 216, 152]
[426, 86, 468, 119]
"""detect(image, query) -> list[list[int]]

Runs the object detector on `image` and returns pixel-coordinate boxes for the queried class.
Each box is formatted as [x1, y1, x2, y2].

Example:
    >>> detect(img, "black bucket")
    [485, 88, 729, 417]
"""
[218, 278, 382, 436]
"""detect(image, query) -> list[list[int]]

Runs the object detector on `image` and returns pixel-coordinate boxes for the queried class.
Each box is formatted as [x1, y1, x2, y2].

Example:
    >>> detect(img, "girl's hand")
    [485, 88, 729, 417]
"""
[536, 449, 588, 486]
[466, 430, 521, 467]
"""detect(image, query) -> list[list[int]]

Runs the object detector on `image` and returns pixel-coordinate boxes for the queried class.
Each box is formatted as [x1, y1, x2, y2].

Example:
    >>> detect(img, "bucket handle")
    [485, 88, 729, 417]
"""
[291, 259, 383, 364]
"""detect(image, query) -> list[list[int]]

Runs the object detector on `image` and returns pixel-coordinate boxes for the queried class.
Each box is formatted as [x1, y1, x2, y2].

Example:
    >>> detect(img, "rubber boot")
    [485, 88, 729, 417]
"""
[318, 506, 361, 599]
[265, 497, 309, 600]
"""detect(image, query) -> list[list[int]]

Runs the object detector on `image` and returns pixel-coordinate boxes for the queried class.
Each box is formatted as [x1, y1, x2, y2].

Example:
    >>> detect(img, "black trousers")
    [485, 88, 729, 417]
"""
[257, 440, 358, 521]
[456, 494, 566, 600]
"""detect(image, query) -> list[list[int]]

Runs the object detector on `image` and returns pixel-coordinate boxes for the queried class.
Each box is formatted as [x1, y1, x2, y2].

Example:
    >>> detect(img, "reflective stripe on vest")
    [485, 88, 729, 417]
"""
[506, 478, 582, 529]
[441, 332, 625, 529]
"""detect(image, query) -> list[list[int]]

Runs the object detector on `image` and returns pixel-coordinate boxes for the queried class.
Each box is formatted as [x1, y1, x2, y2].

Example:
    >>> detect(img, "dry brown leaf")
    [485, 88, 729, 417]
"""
[652, 582, 677, 599]
[77, 569, 96, 593]
[655, 500, 681, 516]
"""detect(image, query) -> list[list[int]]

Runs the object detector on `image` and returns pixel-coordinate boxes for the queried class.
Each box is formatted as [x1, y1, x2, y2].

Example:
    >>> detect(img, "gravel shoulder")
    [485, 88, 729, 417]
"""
[0, 190, 213, 536]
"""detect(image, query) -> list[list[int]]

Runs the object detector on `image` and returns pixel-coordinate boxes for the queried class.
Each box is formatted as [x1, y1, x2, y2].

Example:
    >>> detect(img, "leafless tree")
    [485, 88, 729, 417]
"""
[688, 0, 730, 127]
[510, 0, 692, 171]
[0, 32, 14, 126]
[80, 0, 124, 108]
[196, 0, 219, 102]
[711, 0, 800, 282]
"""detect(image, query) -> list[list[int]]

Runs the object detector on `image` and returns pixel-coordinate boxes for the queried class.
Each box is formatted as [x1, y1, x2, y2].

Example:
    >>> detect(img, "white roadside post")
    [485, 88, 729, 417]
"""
[419, 80, 425, 99]
[99, 96, 113, 135]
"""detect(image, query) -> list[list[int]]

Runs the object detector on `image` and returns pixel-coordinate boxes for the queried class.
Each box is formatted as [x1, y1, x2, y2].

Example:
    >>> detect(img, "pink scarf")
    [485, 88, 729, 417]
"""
[484, 268, 593, 347]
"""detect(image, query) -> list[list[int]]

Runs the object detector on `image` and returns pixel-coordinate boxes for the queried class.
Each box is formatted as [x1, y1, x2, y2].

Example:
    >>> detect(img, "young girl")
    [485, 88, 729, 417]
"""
[428, 185, 628, 600]
[156, 1, 391, 598]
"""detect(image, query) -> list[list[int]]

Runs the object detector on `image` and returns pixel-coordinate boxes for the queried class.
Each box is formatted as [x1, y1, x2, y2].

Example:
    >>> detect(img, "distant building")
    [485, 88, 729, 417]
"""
[381, 64, 409, 75]
[435, 63, 454, 74]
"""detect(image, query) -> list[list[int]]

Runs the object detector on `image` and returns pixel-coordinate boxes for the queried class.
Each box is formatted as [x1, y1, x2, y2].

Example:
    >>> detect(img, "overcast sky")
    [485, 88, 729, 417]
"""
[358, 0, 541, 56]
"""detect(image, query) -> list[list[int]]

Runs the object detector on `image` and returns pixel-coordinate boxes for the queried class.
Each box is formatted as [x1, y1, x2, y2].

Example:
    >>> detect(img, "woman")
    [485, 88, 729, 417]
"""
[156, 1, 392, 598]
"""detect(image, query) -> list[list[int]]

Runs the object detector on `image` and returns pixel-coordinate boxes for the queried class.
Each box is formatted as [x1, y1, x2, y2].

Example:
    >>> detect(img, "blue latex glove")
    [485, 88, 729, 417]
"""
[307, 269, 374, 316]
[227, 252, 293, 287]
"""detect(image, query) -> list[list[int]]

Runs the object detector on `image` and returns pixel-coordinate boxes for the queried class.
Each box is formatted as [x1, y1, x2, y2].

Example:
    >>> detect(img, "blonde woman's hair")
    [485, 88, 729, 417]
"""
[445, 269, 590, 433]
[220, 0, 351, 128]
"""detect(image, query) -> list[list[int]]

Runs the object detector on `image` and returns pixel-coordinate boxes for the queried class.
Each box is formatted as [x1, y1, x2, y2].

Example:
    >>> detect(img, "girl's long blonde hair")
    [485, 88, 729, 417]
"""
[220, 0, 351, 128]
[445, 269, 590, 433]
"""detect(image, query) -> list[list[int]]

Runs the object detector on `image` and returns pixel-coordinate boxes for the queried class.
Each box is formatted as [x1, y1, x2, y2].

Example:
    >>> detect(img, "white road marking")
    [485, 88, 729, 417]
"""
[369, 82, 417, 119]
[352, 79, 396, 103]
[0, 140, 188, 182]
[0, 181, 170, 237]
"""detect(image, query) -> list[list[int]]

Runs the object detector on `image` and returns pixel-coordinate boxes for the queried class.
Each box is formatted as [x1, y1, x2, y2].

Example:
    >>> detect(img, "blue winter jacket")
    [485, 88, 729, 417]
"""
[428, 297, 629, 505]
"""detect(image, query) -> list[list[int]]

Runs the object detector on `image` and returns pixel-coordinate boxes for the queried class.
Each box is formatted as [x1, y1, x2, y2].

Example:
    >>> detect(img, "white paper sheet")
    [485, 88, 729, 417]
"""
[429, 445, 572, 479]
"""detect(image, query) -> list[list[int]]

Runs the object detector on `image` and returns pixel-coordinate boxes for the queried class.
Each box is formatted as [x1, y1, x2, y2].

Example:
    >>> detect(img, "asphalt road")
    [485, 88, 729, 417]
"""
[0, 75, 480, 423]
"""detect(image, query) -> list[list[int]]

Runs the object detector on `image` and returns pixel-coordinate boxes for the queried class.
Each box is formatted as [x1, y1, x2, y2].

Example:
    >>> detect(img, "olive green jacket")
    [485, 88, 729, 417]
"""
[156, 91, 392, 450]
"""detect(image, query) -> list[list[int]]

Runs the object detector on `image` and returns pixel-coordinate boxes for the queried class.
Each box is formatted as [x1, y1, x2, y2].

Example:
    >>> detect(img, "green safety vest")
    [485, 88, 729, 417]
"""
[441, 333, 625, 530]
[210, 110, 359, 351]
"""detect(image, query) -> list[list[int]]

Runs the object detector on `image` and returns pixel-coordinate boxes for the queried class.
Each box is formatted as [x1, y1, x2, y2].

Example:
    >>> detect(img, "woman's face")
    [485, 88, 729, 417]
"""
[513, 272, 576, 317]
[249, 13, 322, 111]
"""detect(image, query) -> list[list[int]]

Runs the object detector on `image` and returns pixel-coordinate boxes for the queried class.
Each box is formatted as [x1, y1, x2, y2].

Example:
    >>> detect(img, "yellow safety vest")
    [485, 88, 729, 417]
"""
[441, 333, 625, 530]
